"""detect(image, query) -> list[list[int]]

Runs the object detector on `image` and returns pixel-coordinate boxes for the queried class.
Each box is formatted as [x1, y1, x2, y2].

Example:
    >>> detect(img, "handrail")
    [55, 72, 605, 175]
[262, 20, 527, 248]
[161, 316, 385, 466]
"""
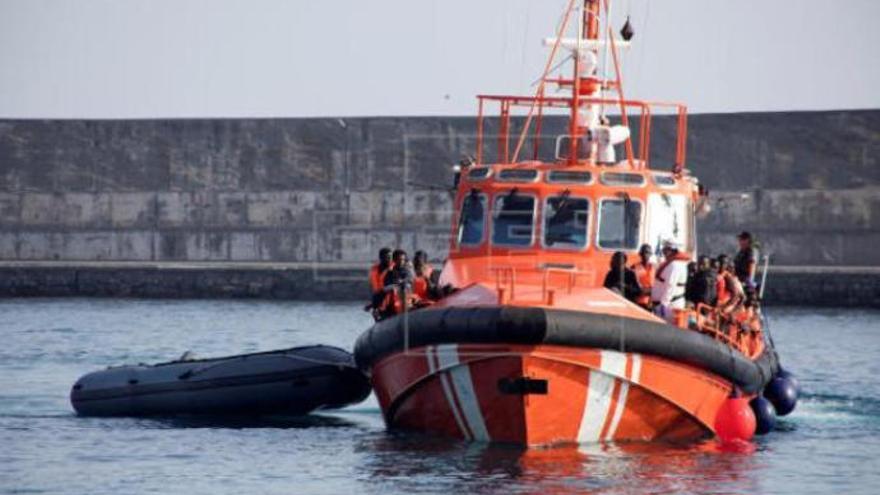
[490, 264, 595, 304]
[474, 94, 687, 171]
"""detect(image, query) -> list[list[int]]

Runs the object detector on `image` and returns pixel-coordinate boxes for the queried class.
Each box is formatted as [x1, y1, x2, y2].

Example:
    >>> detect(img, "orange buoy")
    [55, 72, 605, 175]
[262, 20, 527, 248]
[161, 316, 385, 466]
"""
[714, 397, 757, 443]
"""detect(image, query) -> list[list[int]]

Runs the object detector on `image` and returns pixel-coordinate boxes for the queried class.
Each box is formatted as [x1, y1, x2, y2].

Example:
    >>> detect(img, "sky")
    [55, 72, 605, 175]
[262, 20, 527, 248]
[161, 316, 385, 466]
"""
[1, 0, 878, 119]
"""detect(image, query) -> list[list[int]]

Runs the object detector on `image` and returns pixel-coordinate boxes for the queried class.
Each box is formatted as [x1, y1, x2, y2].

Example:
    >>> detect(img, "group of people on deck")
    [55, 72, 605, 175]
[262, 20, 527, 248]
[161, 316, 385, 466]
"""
[365, 247, 442, 321]
[603, 231, 760, 324]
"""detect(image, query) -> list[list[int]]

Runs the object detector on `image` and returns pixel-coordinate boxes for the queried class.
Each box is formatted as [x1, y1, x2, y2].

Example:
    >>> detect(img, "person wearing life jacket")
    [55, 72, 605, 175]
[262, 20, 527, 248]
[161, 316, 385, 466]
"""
[365, 247, 393, 319]
[412, 250, 434, 301]
[629, 243, 655, 310]
[379, 249, 416, 318]
[651, 240, 690, 323]
[603, 251, 642, 303]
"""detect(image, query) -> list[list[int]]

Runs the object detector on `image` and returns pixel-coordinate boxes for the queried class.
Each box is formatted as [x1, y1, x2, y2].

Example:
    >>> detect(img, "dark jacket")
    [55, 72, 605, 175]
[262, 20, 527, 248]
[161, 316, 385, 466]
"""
[603, 267, 642, 303]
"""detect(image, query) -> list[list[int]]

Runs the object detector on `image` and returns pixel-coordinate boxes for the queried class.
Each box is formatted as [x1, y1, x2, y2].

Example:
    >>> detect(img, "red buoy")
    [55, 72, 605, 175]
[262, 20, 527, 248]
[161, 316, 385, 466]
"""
[714, 397, 757, 443]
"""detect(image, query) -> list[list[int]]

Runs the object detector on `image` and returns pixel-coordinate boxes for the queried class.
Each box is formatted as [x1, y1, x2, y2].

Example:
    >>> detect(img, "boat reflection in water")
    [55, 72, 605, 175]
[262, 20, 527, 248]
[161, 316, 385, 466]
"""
[360, 435, 762, 494]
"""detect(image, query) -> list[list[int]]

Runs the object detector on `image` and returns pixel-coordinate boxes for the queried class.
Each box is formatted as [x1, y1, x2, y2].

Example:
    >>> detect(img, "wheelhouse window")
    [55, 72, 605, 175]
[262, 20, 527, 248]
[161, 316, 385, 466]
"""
[467, 167, 491, 181]
[492, 191, 536, 247]
[456, 192, 487, 246]
[546, 170, 593, 185]
[651, 173, 676, 187]
[498, 169, 539, 183]
[543, 194, 590, 249]
[600, 172, 646, 187]
[597, 198, 642, 250]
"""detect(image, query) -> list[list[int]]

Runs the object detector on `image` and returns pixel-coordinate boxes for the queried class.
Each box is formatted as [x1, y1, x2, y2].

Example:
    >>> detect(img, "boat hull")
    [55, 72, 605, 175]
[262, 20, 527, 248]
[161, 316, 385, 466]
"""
[372, 344, 732, 445]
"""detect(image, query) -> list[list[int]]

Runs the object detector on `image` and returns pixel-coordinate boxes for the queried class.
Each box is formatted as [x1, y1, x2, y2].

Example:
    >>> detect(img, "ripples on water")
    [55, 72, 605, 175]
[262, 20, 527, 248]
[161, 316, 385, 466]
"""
[1, 299, 878, 494]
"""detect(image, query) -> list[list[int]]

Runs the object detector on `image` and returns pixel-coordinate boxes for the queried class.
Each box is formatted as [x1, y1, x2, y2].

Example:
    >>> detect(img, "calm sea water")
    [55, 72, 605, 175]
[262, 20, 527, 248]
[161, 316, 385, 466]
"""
[1, 299, 878, 494]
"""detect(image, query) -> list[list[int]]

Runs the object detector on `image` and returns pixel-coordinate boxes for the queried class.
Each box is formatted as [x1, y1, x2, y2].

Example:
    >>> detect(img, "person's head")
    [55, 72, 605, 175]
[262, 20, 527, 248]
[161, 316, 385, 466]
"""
[610, 251, 627, 270]
[710, 257, 720, 271]
[737, 231, 752, 250]
[638, 243, 652, 264]
[698, 255, 711, 271]
[413, 250, 428, 268]
[687, 261, 697, 275]
[661, 239, 680, 258]
[378, 247, 392, 266]
[392, 249, 408, 267]
[716, 254, 731, 273]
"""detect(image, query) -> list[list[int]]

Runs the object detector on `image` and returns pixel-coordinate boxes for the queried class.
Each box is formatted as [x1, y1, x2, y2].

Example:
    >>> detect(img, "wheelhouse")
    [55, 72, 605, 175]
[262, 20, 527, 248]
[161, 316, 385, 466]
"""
[449, 162, 699, 270]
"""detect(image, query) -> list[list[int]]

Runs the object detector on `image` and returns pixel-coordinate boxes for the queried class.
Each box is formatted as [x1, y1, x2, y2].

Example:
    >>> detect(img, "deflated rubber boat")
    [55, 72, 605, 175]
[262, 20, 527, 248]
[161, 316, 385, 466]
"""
[71, 345, 371, 417]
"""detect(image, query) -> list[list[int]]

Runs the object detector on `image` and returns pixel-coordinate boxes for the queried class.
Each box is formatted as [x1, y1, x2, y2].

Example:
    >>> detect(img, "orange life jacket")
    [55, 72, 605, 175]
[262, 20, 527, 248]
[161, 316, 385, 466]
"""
[715, 273, 729, 306]
[369, 263, 389, 293]
[413, 264, 434, 300]
[630, 261, 655, 306]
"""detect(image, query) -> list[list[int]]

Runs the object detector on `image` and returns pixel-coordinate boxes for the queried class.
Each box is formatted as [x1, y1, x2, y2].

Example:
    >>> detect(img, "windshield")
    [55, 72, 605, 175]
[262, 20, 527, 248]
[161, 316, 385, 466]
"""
[598, 198, 642, 250]
[544, 195, 589, 249]
[457, 193, 486, 246]
[492, 193, 535, 247]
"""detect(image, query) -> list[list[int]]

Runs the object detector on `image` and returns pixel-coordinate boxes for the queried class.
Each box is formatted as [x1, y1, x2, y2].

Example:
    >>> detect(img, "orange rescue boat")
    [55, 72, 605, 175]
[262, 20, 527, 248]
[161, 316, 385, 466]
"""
[355, 0, 790, 446]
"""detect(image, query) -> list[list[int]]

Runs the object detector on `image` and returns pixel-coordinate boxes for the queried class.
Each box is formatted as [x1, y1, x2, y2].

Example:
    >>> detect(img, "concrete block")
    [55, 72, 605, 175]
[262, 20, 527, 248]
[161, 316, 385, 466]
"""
[112, 231, 155, 260]
[17, 232, 64, 260]
[20, 193, 111, 228]
[0, 193, 20, 226]
[156, 192, 214, 227]
[185, 231, 229, 261]
[0, 232, 16, 258]
[156, 231, 188, 260]
[110, 192, 157, 228]
[215, 192, 247, 227]
[229, 232, 261, 261]
[257, 230, 314, 262]
[59, 232, 114, 260]
[246, 191, 317, 228]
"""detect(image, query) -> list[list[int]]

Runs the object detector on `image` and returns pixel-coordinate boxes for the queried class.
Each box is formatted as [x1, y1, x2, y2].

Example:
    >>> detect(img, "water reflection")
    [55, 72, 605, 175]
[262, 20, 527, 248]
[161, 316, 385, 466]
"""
[358, 434, 764, 494]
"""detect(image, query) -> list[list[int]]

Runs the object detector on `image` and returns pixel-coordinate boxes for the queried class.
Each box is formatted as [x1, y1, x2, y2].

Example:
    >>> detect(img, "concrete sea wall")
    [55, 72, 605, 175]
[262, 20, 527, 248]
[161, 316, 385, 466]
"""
[1, 110, 878, 305]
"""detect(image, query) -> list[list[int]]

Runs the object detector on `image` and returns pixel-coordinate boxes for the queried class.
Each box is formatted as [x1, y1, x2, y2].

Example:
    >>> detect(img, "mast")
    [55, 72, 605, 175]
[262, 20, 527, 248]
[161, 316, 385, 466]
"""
[569, 0, 602, 163]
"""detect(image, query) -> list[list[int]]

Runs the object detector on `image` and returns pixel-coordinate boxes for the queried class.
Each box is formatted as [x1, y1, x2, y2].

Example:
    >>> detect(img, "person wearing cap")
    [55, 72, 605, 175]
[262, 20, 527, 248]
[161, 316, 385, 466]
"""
[651, 240, 690, 323]
[629, 243, 655, 310]
[734, 231, 759, 289]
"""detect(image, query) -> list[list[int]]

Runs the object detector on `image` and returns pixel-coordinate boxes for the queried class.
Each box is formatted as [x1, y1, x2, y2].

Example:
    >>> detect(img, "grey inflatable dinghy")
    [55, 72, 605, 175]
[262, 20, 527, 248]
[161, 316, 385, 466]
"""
[70, 345, 371, 417]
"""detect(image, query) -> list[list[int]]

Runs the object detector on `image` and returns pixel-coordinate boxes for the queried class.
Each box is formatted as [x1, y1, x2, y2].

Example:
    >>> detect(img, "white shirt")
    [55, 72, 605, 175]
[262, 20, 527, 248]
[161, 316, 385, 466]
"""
[651, 259, 689, 309]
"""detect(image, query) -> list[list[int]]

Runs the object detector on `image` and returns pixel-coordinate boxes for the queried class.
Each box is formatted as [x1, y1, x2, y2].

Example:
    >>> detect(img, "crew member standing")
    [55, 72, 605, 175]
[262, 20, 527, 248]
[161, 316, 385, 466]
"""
[630, 243, 655, 310]
[651, 240, 690, 323]
[734, 231, 759, 290]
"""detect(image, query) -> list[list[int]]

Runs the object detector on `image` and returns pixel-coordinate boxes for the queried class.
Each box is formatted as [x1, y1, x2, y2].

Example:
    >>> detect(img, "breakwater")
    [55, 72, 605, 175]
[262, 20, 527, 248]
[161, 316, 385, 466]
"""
[1, 110, 878, 306]
[0, 261, 877, 308]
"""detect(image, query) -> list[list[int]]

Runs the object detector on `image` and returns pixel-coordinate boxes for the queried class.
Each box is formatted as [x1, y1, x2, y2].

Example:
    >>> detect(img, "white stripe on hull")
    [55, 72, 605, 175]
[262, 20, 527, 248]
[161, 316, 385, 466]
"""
[578, 350, 629, 443]
[427, 346, 470, 440]
[437, 344, 490, 442]
[429, 345, 491, 442]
